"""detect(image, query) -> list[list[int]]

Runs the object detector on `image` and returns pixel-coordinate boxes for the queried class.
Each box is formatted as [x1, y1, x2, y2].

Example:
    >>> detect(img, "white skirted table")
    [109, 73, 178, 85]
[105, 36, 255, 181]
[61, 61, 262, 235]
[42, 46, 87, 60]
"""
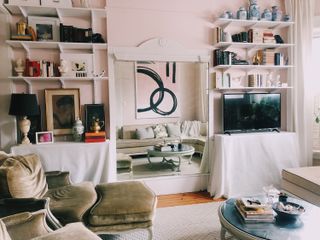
[208, 132, 300, 199]
[11, 141, 110, 185]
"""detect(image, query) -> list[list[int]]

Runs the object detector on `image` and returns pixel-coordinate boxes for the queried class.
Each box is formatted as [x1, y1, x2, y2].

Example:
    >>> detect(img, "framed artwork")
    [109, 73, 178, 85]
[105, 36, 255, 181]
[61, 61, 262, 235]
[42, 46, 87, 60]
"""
[60, 53, 93, 77]
[84, 104, 105, 132]
[36, 131, 54, 144]
[45, 88, 80, 135]
[135, 61, 180, 119]
[28, 16, 60, 42]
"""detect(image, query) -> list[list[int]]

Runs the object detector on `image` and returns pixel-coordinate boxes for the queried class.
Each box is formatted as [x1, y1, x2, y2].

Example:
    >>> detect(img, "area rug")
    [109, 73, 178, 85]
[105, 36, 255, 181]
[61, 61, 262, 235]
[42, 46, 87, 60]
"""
[100, 202, 223, 240]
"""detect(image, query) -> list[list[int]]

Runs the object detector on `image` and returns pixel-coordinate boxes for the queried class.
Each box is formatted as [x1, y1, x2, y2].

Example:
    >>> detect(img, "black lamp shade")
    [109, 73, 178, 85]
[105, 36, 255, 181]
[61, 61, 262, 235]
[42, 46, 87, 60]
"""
[9, 93, 40, 116]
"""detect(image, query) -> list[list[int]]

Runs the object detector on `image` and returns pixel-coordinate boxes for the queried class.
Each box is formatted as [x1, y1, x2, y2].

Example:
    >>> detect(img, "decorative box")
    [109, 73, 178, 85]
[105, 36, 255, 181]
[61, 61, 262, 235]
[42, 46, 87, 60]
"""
[41, 0, 72, 8]
[8, 0, 40, 6]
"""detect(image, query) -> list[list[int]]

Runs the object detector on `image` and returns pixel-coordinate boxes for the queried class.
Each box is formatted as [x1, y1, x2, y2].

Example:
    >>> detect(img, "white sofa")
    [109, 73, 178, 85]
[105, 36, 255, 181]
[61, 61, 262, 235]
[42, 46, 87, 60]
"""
[116, 121, 207, 155]
[281, 166, 320, 207]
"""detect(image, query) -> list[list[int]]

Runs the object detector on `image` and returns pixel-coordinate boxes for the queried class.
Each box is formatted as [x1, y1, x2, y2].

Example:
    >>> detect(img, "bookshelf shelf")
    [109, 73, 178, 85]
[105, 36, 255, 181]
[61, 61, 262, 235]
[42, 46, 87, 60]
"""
[212, 65, 294, 71]
[213, 42, 294, 50]
[211, 86, 293, 92]
[6, 40, 108, 51]
[213, 18, 294, 29]
[3, 4, 106, 19]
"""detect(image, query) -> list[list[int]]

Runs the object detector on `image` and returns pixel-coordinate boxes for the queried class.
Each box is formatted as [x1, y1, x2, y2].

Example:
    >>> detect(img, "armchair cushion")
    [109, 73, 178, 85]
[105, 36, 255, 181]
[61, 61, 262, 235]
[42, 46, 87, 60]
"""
[45, 172, 71, 189]
[0, 154, 48, 199]
[45, 182, 97, 225]
[0, 220, 11, 240]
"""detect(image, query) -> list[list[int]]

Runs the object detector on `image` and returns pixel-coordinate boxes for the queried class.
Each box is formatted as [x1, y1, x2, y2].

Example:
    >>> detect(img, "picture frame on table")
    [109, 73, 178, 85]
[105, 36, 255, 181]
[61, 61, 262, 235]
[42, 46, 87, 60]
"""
[45, 88, 80, 135]
[60, 53, 93, 78]
[84, 104, 105, 132]
[36, 131, 54, 144]
[28, 16, 60, 42]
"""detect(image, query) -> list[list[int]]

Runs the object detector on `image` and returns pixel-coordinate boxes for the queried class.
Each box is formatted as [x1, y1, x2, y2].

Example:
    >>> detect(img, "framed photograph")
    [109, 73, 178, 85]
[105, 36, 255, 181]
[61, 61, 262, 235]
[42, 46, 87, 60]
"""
[28, 16, 60, 42]
[84, 104, 105, 132]
[60, 53, 93, 77]
[36, 131, 54, 144]
[45, 88, 80, 135]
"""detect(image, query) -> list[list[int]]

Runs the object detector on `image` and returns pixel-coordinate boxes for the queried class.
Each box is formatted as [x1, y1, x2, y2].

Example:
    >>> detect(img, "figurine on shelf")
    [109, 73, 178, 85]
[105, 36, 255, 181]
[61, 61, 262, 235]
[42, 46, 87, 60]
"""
[92, 70, 106, 78]
[90, 117, 104, 133]
[72, 118, 84, 142]
[14, 58, 25, 77]
[58, 59, 69, 77]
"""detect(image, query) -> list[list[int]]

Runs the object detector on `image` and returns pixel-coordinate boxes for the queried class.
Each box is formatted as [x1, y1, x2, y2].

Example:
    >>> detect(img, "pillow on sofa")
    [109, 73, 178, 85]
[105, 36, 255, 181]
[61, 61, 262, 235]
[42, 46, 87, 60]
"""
[166, 122, 181, 137]
[153, 124, 168, 138]
[136, 127, 155, 139]
[0, 154, 48, 199]
[181, 120, 201, 137]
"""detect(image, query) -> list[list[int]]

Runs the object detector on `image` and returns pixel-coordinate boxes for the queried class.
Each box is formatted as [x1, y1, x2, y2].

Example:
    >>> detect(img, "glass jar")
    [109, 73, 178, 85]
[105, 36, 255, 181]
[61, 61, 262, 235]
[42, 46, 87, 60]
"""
[237, 7, 247, 20]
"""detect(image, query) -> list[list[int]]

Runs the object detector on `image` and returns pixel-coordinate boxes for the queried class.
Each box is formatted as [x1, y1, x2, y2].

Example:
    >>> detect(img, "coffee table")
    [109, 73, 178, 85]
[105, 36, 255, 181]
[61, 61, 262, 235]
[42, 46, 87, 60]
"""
[218, 196, 320, 240]
[147, 144, 195, 172]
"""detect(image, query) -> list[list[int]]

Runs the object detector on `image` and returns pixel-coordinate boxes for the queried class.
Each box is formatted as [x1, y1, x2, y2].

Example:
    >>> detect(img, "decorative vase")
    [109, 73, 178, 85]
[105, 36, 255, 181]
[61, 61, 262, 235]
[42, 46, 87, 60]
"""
[272, 6, 282, 21]
[237, 7, 247, 20]
[226, 11, 234, 19]
[262, 9, 272, 21]
[72, 118, 84, 142]
[248, 0, 260, 20]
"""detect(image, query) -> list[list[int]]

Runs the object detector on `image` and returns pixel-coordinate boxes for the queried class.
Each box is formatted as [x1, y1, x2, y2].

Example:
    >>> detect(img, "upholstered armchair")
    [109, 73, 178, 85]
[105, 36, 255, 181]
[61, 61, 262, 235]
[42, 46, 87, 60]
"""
[0, 152, 157, 239]
[0, 210, 101, 240]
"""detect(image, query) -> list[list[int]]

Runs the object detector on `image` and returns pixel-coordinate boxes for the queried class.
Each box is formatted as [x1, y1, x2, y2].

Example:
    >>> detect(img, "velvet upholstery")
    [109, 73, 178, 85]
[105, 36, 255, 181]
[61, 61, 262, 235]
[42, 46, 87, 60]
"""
[0, 154, 48, 199]
[0, 219, 11, 240]
[45, 182, 97, 225]
[89, 181, 157, 228]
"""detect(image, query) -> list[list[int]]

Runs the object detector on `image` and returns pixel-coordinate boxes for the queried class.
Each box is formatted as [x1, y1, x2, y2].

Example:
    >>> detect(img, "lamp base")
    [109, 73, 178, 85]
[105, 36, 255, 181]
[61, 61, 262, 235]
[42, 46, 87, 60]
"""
[19, 116, 31, 145]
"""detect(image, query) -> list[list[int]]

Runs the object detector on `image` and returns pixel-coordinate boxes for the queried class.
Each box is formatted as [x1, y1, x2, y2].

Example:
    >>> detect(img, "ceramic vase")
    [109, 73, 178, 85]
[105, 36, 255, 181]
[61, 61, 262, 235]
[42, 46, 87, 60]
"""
[237, 7, 247, 20]
[72, 118, 84, 142]
[248, 0, 260, 20]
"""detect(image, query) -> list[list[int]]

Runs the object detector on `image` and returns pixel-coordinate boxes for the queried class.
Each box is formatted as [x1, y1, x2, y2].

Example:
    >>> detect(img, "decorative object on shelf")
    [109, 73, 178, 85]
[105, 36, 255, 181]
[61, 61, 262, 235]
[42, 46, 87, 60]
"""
[41, 0, 72, 8]
[84, 104, 105, 132]
[60, 53, 93, 77]
[58, 59, 69, 77]
[248, 0, 260, 20]
[261, 8, 272, 21]
[45, 88, 80, 135]
[90, 117, 104, 133]
[27, 26, 37, 41]
[222, 73, 231, 88]
[72, 118, 84, 142]
[237, 7, 247, 20]
[8, 93, 40, 144]
[220, 12, 229, 19]
[223, 32, 232, 42]
[11, 19, 32, 41]
[283, 14, 291, 22]
[14, 58, 25, 77]
[28, 16, 60, 42]
[92, 70, 106, 78]
[226, 11, 234, 19]
[272, 6, 282, 21]
[35, 131, 54, 144]
[16, 19, 27, 35]
[92, 33, 105, 43]
[25, 59, 41, 77]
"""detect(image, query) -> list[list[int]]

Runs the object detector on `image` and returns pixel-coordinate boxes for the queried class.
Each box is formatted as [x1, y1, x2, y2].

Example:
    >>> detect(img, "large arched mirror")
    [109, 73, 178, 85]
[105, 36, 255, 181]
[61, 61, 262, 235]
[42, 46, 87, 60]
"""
[109, 38, 210, 181]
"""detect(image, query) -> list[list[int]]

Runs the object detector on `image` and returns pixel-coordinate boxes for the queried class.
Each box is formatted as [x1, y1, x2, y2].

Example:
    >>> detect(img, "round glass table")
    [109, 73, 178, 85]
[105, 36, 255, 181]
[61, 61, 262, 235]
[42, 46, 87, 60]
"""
[218, 197, 320, 240]
[147, 144, 195, 172]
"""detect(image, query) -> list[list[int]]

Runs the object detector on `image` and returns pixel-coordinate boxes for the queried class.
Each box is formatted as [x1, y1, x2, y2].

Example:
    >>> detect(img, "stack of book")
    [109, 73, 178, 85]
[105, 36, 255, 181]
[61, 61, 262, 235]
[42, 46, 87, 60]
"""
[235, 198, 274, 223]
[154, 144, 172, 152]
[263, 30, 276, 44]
[248, 28, 264, 43]
[85, 131, 106, 143]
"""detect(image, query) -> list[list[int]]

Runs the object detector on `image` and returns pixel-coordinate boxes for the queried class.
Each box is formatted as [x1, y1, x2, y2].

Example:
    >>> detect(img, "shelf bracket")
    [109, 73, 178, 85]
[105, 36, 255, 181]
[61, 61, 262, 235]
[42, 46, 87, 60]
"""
[23, 78, 32, 93]
[59, 79, 65, 88]
[21, 42, 30, 58]
[56, 8, 63, 22]
[18, 6, 27, 18]
[58, 43, 64, 53]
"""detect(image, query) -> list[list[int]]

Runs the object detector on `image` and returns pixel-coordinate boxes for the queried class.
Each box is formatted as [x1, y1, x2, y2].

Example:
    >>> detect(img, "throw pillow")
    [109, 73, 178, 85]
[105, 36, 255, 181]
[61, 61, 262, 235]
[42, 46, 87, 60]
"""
[181, 120, 201, 137]
[0, 154, 48, 199]
[136, 127, 155, 139]
[166, 122, 181, 137]
[153, 124, 168, 138]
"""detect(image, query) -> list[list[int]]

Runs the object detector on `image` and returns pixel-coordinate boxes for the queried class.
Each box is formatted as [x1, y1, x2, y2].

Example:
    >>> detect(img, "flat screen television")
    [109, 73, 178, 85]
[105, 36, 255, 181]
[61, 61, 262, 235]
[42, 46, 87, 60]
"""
[222, 93, 281, 133]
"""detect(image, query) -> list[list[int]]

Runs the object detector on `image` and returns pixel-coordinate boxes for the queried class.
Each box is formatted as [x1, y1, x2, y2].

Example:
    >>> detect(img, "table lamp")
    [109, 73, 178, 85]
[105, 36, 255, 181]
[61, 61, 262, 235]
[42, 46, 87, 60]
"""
[9, 93, 40, 144]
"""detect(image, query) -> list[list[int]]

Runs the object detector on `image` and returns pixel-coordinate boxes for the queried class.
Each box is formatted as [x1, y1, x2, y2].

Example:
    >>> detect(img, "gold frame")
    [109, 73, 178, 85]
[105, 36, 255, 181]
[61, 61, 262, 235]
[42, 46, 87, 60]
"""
[45, 88, 80, 135]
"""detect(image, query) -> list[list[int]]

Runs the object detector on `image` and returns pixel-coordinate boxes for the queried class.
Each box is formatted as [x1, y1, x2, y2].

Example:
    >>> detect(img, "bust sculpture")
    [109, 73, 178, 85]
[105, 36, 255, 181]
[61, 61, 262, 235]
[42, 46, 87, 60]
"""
[58, 59, 69, 77]
[14, 58, 24, 77]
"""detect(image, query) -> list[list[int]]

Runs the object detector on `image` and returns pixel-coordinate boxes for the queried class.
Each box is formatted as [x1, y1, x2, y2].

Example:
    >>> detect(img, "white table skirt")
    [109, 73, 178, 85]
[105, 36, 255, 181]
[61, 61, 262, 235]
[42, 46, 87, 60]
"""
[11, 141, 110, 185]
[208, 132, 300, 199]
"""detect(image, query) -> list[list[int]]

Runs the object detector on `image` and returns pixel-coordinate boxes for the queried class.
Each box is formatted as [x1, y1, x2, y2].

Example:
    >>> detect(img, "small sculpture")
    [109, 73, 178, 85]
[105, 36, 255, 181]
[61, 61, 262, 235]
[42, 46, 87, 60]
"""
[14, 58, 24, 77]
[90, 117, 104, 133]
[58, 59, 69, 77]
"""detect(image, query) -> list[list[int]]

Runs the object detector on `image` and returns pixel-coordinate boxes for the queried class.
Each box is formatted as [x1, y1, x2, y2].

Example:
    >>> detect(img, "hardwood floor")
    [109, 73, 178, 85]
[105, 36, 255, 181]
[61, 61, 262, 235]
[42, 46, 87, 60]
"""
[157, 191, 225, 208]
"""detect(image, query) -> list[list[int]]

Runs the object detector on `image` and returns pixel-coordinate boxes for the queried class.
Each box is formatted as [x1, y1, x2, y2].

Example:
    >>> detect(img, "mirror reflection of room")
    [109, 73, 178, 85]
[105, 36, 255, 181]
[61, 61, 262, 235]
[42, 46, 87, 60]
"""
[115, 61, 209, 180]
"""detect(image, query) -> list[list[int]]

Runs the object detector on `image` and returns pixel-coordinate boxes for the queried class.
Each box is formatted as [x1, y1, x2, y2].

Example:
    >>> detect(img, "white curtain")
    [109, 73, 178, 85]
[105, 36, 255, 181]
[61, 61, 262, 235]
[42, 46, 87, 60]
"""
[285, 0, 314, 166]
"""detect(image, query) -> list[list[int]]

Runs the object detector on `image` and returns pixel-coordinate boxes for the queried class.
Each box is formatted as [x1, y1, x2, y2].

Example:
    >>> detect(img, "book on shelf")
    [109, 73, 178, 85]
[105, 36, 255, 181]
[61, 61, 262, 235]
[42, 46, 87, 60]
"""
[85, 131, 106, 137]
[11, 35, 32, 41]
[235, 198, 274, 223]
[84, 138, 106, 143]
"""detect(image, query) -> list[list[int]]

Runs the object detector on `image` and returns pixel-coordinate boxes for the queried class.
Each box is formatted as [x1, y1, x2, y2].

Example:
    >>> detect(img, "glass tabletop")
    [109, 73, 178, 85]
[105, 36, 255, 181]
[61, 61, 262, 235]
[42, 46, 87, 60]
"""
[220, 197, 320, 240]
